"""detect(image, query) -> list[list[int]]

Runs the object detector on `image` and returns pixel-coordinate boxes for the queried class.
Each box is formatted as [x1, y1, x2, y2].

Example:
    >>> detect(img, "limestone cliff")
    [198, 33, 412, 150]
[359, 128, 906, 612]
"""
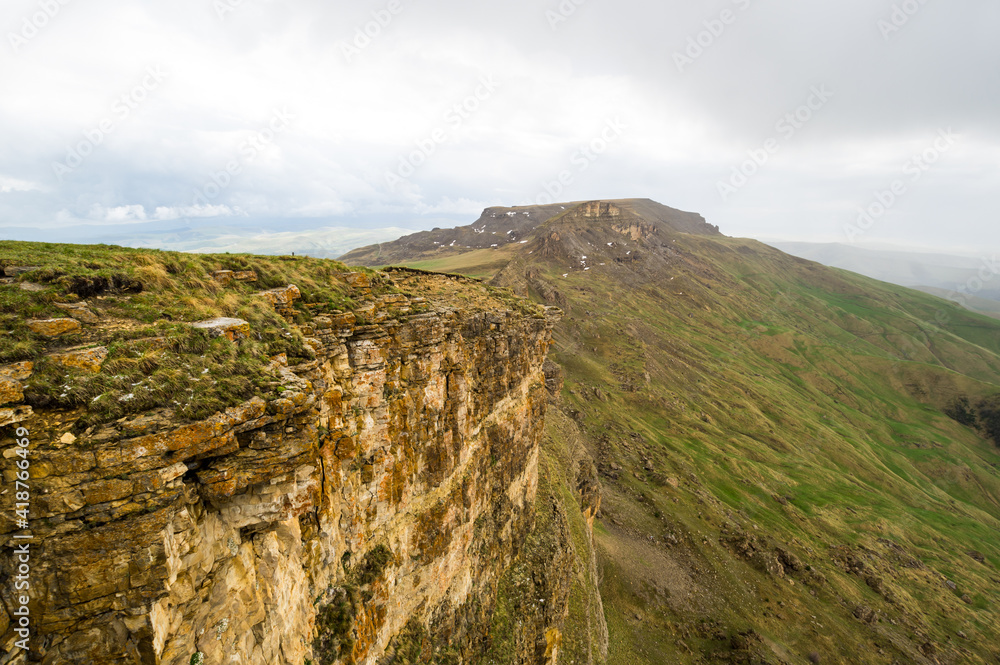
[0, 252, 566, 665]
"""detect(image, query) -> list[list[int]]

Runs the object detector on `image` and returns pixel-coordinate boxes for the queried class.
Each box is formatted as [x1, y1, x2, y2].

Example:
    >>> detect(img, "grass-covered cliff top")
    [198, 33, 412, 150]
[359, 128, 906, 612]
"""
[0, 240, 544, 430]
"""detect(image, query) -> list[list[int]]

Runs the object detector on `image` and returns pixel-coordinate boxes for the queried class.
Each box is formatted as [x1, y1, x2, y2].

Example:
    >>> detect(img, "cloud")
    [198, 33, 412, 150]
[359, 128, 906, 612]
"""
[153, 204, 241, 220]
[0, 0, 997, 252]
[0, 176, 43, 193]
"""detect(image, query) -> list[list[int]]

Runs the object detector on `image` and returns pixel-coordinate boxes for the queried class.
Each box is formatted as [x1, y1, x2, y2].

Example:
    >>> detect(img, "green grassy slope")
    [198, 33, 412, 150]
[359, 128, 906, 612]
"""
[347, 203, 1000, 664]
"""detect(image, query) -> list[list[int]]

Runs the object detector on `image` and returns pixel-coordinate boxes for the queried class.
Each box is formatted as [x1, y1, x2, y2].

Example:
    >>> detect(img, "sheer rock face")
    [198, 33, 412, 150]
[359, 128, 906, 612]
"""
[1, 284, 561, 665]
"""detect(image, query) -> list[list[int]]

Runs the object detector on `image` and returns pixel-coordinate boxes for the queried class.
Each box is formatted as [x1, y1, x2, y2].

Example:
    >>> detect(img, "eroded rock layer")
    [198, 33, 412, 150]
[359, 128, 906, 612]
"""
[0, 271, 561, 665]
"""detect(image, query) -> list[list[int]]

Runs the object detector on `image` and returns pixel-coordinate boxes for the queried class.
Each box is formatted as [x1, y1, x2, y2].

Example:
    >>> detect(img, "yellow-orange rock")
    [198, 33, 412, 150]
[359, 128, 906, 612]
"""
[256, 284, 302, 318]
[27, 317, 81, 337]
[0, 376, 23, 405]
[47, 346, 109, 373]
[0, 361, 34, 381]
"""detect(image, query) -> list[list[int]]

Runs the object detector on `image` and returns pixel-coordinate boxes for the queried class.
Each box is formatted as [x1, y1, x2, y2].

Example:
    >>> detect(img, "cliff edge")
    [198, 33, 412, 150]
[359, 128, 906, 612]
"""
[0, 244, 563, 665]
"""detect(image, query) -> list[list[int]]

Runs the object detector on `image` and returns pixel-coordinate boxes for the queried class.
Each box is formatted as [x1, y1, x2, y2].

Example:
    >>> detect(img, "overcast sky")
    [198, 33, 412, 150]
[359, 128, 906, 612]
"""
[1, 0, 998, 254]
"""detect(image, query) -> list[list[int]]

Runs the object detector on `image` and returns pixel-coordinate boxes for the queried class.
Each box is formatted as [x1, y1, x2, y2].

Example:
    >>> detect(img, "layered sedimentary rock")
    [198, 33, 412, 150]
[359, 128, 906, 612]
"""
[0, 270, 561, 665]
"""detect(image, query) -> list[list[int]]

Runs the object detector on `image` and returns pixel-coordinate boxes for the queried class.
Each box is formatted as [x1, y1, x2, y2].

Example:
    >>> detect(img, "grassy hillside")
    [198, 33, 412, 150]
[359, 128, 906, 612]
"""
[344, 202, 1000, 664]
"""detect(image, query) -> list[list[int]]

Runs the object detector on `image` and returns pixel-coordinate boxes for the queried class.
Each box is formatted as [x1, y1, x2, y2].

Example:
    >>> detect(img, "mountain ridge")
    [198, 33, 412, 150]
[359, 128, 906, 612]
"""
[340, 198, 1000, 665]
[338, 198, 720, 268]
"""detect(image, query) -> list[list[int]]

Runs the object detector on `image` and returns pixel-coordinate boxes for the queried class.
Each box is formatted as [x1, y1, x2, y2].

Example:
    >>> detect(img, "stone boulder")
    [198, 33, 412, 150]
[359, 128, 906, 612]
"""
[54, 302, 100, 324]
[344, 272, 372, 292]
[27, 318, 81, 337]
[48, 346, 109, 373]
[212, 270, 258, 285]
[0, 376, 23, 405]
[191, 317, 252, 341]
[0, 361, 34, 381]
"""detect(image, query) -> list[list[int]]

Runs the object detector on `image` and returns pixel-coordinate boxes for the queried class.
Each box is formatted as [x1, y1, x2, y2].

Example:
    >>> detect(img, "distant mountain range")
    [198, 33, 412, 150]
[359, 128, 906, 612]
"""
[0, 219, 412, 259]
[768, 242, 1000, 318]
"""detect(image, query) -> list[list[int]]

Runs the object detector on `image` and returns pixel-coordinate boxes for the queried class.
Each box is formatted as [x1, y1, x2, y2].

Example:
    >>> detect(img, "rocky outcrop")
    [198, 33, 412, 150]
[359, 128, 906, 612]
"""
[0, 271, 562, 665]
[256, 285, 303, 319]
[211, 270, 258, 285]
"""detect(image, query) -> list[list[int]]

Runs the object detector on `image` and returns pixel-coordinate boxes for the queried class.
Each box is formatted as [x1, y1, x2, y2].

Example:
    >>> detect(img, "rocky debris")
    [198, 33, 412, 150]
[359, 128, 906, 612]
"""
[17, 282, 45, 292]
[54, 301, 100, 324]
[27, 317, 81, 337]
[47, 346, 109, 373]
[212, 270, 258, 285]
[256, 284, 302, 318]
[190, 317, 251, 341]
[968, 550, 986, 563]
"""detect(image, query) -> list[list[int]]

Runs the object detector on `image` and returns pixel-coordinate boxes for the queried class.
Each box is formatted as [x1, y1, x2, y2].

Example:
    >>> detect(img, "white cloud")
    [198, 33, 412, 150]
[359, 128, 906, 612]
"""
[94, 205, 148, 222]
[0, 176, 43, 193]
[153, 204, 241, 220]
